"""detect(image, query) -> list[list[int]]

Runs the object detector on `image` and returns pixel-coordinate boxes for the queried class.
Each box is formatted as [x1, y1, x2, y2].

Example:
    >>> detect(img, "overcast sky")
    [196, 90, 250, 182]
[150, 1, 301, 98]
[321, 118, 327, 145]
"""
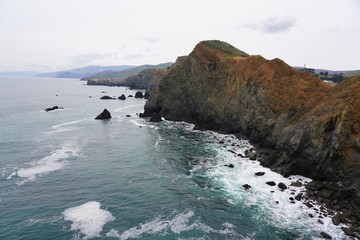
[0, 0, 359, 72]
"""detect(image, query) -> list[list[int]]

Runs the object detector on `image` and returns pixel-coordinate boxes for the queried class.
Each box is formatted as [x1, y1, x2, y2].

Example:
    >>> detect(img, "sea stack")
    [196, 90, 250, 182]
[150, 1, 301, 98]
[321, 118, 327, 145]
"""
[95, 109, 112, 120]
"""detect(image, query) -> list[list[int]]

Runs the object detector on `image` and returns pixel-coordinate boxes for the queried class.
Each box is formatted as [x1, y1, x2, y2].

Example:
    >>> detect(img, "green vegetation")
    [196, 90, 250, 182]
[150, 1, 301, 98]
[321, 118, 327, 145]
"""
[201, 40, 249, 57]
[344, 70, 360, 78]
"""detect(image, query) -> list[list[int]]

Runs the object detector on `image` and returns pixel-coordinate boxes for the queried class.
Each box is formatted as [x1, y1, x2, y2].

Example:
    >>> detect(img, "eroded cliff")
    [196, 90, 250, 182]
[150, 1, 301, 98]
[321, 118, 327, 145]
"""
[144, 41, 360, 187]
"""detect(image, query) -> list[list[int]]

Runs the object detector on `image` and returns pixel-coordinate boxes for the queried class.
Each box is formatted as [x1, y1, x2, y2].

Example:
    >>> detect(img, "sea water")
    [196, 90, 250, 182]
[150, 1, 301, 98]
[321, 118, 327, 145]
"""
[0, 76, 348, 239]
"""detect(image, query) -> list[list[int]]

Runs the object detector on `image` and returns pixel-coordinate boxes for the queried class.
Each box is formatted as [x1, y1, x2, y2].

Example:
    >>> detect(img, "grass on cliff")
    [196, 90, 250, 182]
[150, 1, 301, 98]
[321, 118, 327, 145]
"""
[201, 40, 249, 58]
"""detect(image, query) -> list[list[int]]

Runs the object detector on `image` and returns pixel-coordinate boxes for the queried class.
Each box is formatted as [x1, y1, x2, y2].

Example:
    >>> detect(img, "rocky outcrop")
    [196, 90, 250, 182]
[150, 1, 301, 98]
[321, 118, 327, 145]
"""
[135, 91, 144, 98]
[95, 109, 111, 120]
[143, 40, 360, 190]
[45, 106, 63, 112]
[118, 94, 126, 100]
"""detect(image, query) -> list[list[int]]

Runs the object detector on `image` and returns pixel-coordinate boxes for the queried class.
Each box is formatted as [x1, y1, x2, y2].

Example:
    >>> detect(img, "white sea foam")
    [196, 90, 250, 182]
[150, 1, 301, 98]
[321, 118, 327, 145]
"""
[163, 122, 347, 239]
[114, 104, 143, 112]
[51, 120, 83, 129]
[199, 132, 347, 239]
[27, 215, 63, 226]
[6, 171, 17, 180]
[16, 142, 80, 184]
[129, 119, 147, 127]
[106, 210, 237, 240]
[63, 201, 115, 239]
[47, 119, 84, 133]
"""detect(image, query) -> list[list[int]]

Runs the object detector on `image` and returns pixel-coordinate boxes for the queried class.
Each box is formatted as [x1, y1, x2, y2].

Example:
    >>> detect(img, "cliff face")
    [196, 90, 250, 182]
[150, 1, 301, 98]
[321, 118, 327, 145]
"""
[123, 68, 169, 91]
[144, 41, 360, 186]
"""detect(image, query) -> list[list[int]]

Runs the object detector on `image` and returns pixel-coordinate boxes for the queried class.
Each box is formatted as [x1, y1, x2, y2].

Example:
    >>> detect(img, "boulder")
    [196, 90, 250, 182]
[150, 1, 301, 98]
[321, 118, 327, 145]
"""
[135, 91, 144, 98]
[95, 109, 112, 120]
[225, 164, 235, 168]
[242, 184, 251, 190]
[290, 181, 303, 187]
[247, 151, 257, 160]
[266, 181, 276, 186]
[278, 182, 287, 190]
[128, 95, 134, 97]
[320, 232, 332, 239]
[100, 96, 115, 100]
[295, 193, 303, 201]
[255, 172, 265, 176]
[118, 94, 126, 100]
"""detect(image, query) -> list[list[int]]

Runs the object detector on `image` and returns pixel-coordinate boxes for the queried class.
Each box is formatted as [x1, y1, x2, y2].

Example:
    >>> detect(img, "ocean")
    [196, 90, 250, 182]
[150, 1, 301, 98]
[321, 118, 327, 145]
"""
[0, 76, 347, 239]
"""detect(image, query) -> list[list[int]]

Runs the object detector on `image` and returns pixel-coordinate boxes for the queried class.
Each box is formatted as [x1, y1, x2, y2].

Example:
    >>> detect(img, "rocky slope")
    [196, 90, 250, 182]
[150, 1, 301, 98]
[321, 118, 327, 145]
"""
[84, 62, 172, 85]
[143, 40, 360, 190]
[122, 68, 169, 92]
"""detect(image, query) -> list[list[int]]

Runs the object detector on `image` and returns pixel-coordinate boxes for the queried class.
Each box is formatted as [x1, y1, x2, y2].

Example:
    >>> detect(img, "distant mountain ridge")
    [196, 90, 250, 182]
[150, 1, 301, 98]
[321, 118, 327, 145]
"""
[37, 65, 135, 79]
[83, 62, 173, 83]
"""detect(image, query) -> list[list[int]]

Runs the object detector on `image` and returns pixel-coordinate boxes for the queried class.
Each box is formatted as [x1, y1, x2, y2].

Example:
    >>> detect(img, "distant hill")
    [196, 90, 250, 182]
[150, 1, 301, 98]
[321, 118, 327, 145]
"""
[83, 62, 173, 83]
[37, 65, 135, 79]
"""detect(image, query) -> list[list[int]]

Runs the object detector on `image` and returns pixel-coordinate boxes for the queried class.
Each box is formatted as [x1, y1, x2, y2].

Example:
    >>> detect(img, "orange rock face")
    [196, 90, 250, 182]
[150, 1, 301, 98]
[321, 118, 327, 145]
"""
[144, 42, 360, 186]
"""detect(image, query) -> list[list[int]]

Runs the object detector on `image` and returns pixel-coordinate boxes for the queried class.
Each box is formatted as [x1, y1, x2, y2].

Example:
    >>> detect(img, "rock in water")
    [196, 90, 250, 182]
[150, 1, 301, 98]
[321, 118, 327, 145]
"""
[95, 109, 112, 120]
[255, 172, 265, 176]
[266, 181, 276, 186]
[45, 106, 63, 112]
[100, 96, 115, 100]
[242, 184, 251, 190]
[320, 232, 332, 239]
[135, 91, 144, 98]
[118, 94, 126, 100]
[278, 182, 287, 190]
[225, 164, 235, 168]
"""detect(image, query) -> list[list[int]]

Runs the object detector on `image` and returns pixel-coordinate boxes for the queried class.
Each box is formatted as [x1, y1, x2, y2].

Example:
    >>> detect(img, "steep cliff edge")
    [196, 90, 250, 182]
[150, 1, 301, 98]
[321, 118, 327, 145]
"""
[144, 41, 360, 188]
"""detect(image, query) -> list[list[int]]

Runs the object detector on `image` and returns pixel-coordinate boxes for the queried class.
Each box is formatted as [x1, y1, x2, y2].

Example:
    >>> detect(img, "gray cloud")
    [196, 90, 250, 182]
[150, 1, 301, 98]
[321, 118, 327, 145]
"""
[237, 16, 297, 34]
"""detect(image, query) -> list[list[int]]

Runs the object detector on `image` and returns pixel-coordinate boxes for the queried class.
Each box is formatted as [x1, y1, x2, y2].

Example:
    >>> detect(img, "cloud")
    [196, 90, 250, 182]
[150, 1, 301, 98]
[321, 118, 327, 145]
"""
[237, 16, 297, 34]
[123, 53, 143, 61]
[142, 37, 159, 43]
[69, 52, 117, 66]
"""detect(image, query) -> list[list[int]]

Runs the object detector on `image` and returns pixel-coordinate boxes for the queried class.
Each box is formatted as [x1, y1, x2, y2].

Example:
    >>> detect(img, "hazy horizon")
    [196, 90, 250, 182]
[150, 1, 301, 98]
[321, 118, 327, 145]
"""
[1, 0, 359, 72]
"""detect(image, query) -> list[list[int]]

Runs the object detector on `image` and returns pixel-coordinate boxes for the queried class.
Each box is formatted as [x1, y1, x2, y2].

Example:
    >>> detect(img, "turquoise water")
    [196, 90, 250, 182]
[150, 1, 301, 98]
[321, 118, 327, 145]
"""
[0, 76, 346, 239]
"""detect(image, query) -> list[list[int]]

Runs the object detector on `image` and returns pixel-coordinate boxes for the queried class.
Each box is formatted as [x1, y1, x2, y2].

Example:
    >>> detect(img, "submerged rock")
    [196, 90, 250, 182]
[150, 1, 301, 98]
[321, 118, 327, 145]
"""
[45, 106, 63, 112]
[100, 96, 115, 100]
[225, 164, 235, 168]
[95, 109, 111, 120]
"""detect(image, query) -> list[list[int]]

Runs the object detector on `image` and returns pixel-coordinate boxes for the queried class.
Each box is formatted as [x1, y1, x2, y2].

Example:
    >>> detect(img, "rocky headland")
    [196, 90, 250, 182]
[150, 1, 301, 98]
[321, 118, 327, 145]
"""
[143, 40, 360, 237]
